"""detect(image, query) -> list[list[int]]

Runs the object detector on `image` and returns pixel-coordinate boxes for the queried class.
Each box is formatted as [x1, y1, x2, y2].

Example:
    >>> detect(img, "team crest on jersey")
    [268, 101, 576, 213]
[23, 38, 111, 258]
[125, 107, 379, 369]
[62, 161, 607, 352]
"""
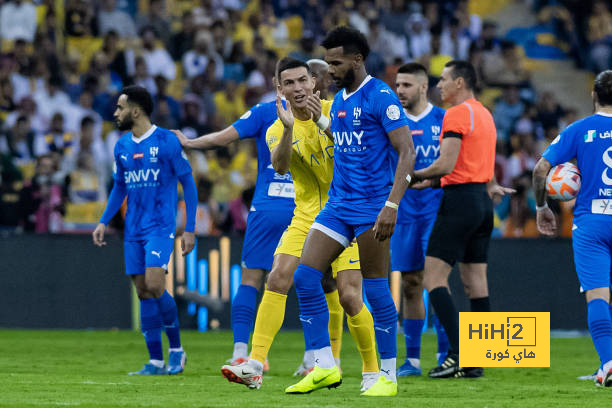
[584, 130, 596, 143]
[338, 110, 347, 118]
[133, 152, 144, 159]
[150, 146, 159, 162]
[386, 105, 401, 120]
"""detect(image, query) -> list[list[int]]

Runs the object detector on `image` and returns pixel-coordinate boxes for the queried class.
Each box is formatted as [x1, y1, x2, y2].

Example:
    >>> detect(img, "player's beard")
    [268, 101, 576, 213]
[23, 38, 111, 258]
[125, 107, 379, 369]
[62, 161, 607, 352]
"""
[117, 113, 134, 131]
[339, 68, 355, 90]
[402, 93, 420, 112]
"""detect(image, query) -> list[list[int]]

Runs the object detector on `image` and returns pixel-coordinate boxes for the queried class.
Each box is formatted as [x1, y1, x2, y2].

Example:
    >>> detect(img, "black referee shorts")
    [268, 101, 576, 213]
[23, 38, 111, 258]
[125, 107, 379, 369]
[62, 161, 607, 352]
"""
[426, 182, 493, 266]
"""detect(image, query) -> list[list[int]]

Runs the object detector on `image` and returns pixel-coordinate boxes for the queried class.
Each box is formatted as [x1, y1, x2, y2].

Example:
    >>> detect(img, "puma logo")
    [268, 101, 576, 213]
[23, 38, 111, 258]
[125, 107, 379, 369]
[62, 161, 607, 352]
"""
[151, 250, 161, 258]
[299, 317, 313, 325]
[120, 154, 127, 161]
[374, 326, 392, 334]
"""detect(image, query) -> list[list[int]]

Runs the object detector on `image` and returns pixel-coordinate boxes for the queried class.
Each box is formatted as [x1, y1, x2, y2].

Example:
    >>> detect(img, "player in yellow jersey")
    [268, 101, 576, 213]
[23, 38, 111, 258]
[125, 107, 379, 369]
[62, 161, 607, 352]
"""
[221, 58, 381, 394]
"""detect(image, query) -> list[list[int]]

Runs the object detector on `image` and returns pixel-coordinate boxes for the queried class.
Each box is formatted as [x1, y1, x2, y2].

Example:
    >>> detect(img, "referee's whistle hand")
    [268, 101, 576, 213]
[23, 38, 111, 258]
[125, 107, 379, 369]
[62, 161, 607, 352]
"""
[182, 232, 195, 256]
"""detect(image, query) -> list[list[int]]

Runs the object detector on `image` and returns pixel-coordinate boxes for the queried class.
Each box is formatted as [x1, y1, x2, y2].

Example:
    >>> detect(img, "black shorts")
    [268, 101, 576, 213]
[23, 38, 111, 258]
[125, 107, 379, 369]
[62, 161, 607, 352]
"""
[426, 183, 493, 266]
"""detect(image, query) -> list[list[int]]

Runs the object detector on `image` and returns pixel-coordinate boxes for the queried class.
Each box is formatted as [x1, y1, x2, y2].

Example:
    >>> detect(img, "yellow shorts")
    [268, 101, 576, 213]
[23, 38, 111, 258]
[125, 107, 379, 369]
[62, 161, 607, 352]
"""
[275, 214, 360, 277]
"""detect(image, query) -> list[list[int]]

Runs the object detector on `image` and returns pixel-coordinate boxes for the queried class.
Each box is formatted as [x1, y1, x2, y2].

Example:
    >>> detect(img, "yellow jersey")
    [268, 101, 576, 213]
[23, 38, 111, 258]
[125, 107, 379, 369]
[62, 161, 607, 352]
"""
[266, 100, 334, 221]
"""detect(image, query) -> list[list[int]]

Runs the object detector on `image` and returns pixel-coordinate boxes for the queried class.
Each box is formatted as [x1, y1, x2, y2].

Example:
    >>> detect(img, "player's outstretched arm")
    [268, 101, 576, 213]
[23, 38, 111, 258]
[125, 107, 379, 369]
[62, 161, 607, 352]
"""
[171, 127, 240, 150]
[178, 172, 198, 255]
[93, 182, 127, 246]
[373, 125, 416, 241]
[533, 157, 557, 236]
[270, 94, 294, 174]
[413, 135, 461, 181]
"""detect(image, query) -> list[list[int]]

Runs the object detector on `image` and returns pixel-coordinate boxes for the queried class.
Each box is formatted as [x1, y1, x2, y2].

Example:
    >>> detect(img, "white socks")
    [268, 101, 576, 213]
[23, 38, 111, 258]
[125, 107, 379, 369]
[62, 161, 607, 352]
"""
[314, 346, 335, 369]
[381, 358, 397, 382]
[150, 359, 164, 368]
[303, 349, 315, 368]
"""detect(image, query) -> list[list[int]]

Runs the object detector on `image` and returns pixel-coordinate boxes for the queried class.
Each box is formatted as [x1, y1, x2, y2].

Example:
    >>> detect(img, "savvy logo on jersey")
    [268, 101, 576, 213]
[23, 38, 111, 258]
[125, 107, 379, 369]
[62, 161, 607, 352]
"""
[124, 168, 160, 184]
[333, 131, 364, 147]
[415, 144, 440, 158]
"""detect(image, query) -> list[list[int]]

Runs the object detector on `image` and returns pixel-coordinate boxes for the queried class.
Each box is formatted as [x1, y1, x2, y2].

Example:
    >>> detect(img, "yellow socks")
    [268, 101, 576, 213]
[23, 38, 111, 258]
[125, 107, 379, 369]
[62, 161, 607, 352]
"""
[325, 290, 344, 360]
[347, 304, 379, 373]
[250, 290, 287, 364]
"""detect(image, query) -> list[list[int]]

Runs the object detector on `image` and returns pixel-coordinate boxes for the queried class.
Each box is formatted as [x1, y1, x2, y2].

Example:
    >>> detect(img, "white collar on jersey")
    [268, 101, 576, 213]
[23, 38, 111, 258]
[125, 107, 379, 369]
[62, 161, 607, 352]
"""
[404, 103, 433, 122]
[342, 75, 373, 100]
[596, 111, 612, 117]
[131, 125, 157, 143]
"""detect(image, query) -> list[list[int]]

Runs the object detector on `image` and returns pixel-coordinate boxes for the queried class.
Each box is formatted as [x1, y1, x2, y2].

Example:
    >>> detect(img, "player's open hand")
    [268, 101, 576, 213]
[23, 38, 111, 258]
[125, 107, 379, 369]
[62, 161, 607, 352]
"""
[170, 129, 190, 148]
[306, 90, 322, 121]
[373, 206, 397, 241]
[92, 223, 106, 247]
[277, 93, 294, 129]
[536, 207, 557, 236]
[410, 179, 432, 190]
[182, 231, 195, 256]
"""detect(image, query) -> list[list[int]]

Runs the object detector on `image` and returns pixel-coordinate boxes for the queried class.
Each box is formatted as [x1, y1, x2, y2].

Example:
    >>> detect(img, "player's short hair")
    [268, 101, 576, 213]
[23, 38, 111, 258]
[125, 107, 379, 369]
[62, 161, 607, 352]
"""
[321, 26, 370, 60]
[121, 85, 154, 117]
[445, 60, 477, 91]
[397, 62, 428, 77]
[276, 57, 310, 81]
[594, 70, 612, 106]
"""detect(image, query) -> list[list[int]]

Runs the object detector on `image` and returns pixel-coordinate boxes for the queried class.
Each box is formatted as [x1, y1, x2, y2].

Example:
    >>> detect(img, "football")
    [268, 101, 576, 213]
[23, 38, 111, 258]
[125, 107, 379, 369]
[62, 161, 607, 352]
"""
[546, 162, 581, 201]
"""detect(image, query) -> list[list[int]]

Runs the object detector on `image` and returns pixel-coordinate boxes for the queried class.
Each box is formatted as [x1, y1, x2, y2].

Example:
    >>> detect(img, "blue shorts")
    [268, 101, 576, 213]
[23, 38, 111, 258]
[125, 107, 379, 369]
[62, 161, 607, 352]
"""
[311, 196, 385, 247]
[124, 236, 175, 275]
[241, 209, 293, 270]
[572, 216, 612, 292]
[390, 215, 437, 272]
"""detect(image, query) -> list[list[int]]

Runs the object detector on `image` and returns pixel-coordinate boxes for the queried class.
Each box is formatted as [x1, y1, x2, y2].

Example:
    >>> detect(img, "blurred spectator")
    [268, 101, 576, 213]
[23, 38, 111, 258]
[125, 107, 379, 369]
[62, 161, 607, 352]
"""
[0, 153, 23, 229]
[4, 96, 46, 136]
[380, 0, 410, 37]
[10, 38, 33, 79]
[18, 154, 66, 233]
[493, 85, 525, 142]
[482, 40, 530, 87]
[131, 56, 158, 96]
[368, 18, 408, 64]
[152, 75, 181, 125]
[183, 30, 223, 80]
[475, 20, 501, 53]
[213, 80, 246, 128]
[535, 91, 565, 135]
[502, 171, 538, 238]
[170, 10, 196, 61]
[100, 30, 130, 85]
[62, 116, 108, 179]
[289, 31, 316, 62]
[454, 0, 482, 40]
[63, 52, 82, 102]
[440, 17, 472, 60]
[152, 98, 178, 130]
[211, 19, 233, 60]
[97, 0, 137, 38]
[65, 0, 97, 37]
[33, 76, 71, 125]
[209, 146, 244, 205]
[1, 115, 35, 166]
[348, 0, 373, 37]
[179, 93, 209, 139]
[226, 185, 254, 234]
[506, 131, 537, 182]
[138, 26, 176, 81]
[223, 41, 247, 83]
[0, 77, 17, 117]
[0, 0, 37, 42]
[136, 0, 171, 46]
[177, 177, 221, 237]
[407, 13, 431, 59]
[64, 90, 103, 142]
[84, 52, 123, 96]
[587, 1, 612, 72]
[34, 112, 74, 158]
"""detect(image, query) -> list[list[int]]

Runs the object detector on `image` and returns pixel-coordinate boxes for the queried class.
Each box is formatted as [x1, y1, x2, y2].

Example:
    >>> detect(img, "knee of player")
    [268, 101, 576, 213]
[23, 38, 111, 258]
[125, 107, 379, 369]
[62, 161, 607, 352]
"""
[338, 289, 361, 314]
[402, 272, 424, 298]
[266, 268, 292, 294]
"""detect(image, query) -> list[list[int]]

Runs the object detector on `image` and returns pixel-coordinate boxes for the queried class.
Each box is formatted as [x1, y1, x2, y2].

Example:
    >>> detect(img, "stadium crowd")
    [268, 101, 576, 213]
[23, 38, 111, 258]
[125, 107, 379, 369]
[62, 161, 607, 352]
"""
[0, 0, 604, 237]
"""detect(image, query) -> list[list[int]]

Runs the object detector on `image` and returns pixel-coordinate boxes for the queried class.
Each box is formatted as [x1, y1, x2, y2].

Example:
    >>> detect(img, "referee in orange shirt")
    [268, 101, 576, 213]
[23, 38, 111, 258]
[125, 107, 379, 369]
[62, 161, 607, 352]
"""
[410, 60, 513, 379]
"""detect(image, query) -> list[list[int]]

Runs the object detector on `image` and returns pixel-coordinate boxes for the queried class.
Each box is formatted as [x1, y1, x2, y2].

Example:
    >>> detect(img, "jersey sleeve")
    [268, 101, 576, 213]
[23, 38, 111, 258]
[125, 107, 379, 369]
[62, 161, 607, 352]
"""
[233, 103, 264, 140]
[373, 86, 410, 134]
[542, 125, 578, 166]
[441, 105, 471, 137]
[112, 142, 126, 186]
[265, 120, 283, 152]
[167, 135, 193, 176]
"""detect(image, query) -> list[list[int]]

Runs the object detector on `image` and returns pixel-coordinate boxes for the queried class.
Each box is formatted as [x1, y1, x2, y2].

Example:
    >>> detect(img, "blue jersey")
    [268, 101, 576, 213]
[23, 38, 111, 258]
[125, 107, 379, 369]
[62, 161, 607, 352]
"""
[113, 126, 192, 240]
[393, 104, 445, 221]
[232, 101, 296, 212]
[543, 113, 612, 220]
[329, 76, 410, 201]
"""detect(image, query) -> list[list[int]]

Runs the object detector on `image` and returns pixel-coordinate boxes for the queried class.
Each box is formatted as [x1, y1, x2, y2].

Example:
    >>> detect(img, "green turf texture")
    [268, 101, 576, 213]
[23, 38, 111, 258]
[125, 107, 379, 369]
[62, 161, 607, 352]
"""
[0, 329, 608, 407]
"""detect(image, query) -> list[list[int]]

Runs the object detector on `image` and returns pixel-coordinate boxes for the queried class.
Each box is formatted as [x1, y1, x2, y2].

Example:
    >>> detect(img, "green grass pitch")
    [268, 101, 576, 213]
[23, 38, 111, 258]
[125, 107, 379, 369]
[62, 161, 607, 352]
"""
[0, 329, 609, 407]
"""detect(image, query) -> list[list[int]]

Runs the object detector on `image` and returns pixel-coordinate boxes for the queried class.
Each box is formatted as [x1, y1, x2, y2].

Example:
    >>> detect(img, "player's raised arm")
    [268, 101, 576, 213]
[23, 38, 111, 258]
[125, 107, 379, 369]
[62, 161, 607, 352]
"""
[533, 157, 556, 236]
[171, 126, 240, 150]
[374, 125, 416, 241]
[270, 93, 294, 174]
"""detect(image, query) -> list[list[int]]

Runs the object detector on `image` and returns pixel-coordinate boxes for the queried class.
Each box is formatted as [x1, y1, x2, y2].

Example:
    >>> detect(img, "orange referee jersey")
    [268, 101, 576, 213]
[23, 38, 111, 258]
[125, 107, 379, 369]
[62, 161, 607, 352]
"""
[440, 98, 496, 187]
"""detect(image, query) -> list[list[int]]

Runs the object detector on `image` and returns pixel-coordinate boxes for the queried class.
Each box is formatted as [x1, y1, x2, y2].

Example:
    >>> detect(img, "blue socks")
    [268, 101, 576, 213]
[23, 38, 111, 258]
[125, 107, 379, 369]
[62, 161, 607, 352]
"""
[231, 284, 258, 345]
[403, 318, 423, 359]
[587, 298, 612, 367]
[364, 278, 398, 359]
[156, 291, 181, 349]
[140, 298, 163, 361]
[293, 264, 330, 350]
[434, 314, 449, 356]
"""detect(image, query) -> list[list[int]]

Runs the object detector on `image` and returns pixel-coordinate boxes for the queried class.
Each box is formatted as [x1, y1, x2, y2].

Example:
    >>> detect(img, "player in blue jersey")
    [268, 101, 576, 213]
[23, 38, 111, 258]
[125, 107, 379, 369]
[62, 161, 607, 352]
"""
[172, 60, 346, 372]
[391, 62, 449, 377]
[92, 86, 197, 375]
[534, 70, 612, 387]
[285, 27, 415, 397]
